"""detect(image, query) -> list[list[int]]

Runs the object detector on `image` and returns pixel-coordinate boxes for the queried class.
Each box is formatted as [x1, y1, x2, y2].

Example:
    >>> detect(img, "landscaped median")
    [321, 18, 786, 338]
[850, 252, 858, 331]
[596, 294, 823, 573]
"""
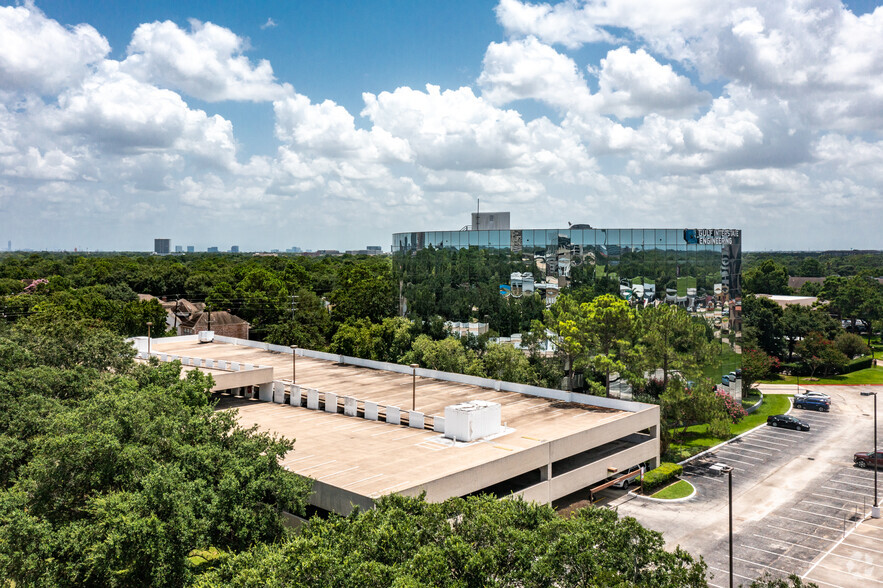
[665, 393, 792, 462]
[650, 479, 695, 500]
[758, 364, 883, 386]
[631, 462, 696, 500]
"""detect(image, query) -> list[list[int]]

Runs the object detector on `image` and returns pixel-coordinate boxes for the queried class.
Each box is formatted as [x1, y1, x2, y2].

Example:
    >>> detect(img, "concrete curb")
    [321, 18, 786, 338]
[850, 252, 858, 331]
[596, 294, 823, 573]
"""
[677, 396, 794, 467]
[628, 479, 697, 502]
[744, 391, 764, 414]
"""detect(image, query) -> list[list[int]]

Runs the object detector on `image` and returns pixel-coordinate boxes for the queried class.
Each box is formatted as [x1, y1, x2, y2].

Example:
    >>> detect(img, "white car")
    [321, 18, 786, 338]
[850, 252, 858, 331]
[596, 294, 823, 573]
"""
[607, 464, 643, 489]
[795, 389, 829, 399]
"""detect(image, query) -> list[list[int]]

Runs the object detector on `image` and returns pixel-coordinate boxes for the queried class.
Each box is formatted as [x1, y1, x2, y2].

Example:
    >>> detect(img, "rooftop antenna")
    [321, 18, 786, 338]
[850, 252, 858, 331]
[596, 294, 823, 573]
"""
[476, 198, 480, 229]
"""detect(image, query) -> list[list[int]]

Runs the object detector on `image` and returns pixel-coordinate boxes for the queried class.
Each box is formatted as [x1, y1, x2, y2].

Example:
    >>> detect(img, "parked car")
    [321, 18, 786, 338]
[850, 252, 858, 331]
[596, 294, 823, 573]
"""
[795, 389, 830, 399]
[607, 464, 643, 489]
[767, 415, 810, 431]
[793, 395, 830, 412]
[854, 451, 883, 468]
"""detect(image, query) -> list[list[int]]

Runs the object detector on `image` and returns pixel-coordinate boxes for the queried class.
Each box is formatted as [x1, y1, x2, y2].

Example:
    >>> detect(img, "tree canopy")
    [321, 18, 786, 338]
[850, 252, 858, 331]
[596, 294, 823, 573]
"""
[195, 494, 708, 588]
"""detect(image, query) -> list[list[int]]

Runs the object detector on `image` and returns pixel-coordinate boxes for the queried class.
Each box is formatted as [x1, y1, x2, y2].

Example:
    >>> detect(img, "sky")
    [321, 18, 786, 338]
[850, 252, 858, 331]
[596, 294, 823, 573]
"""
[1, 0, 882, 252]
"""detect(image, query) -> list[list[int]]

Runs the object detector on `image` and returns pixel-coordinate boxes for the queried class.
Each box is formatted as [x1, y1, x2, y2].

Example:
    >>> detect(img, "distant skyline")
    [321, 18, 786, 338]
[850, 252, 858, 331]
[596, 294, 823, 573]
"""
[1, 0, 882, 252]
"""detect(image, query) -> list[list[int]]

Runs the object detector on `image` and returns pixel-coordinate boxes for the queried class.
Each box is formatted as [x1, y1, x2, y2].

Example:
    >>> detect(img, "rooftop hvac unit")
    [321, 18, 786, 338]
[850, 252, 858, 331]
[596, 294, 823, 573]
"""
[444, 400, 501, 442]
[198, 330, 214, 343]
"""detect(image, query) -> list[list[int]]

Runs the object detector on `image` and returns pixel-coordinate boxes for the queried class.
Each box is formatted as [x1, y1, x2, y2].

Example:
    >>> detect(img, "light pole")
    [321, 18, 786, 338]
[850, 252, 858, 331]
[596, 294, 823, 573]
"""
[146, 321, 153, 357]
[410, 363, 419, 411]
[291, 345, 298, 384]
[719, 464, 734, 588]
[874, 392, 880, 519]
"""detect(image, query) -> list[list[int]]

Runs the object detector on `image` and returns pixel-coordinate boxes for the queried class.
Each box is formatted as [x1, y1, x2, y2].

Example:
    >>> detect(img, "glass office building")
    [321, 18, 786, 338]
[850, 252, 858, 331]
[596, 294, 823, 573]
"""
[392, 227, 742, 303]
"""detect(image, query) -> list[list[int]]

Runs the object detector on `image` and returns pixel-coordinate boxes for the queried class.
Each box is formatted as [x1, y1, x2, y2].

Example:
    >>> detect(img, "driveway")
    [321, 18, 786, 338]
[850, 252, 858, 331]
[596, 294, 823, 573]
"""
[604, 386, 882, 586]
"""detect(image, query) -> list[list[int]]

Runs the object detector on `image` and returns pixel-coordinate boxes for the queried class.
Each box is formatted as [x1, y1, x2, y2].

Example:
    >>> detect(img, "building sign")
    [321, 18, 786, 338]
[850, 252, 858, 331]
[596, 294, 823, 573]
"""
[684, 229, 740, 245]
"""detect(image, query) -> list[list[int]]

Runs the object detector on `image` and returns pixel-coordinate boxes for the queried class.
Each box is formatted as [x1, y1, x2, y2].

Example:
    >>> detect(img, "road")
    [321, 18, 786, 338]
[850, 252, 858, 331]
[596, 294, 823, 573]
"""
[602, 386, 882, 587]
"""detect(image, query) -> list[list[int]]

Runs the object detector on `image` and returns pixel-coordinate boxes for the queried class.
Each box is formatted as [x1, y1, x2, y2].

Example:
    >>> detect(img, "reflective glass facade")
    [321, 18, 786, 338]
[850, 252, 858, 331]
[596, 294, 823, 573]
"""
[393, 227, 742, 301]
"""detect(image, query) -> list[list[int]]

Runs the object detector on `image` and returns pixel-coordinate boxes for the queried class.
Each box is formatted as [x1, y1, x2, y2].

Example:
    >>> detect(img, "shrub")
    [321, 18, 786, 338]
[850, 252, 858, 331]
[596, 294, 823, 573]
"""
[642, 462, 683, 492]
[843, 355, 874, 374]
[834, 333, 870, 359]
[716, 389, 747, 423]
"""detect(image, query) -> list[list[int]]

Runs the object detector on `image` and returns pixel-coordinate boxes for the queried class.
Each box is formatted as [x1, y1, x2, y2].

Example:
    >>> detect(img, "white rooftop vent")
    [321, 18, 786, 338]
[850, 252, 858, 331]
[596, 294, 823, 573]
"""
[444, 400, 501, 442]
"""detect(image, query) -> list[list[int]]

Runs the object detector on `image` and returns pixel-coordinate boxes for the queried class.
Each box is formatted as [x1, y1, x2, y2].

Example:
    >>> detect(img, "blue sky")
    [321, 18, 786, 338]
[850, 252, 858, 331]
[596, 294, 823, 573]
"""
[1, 1, 883, 252]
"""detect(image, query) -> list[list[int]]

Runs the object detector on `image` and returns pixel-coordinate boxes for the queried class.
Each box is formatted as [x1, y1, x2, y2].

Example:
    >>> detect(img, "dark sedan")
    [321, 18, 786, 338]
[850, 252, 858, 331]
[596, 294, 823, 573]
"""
[767, 414, 810, 431]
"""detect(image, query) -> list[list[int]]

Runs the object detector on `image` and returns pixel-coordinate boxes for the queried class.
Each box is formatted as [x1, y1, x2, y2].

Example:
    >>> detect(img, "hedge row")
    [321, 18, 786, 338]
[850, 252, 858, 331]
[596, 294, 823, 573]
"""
[844, 355, 874, 373]
[782, 354, 874, 376]
[642, 462, 683, 492]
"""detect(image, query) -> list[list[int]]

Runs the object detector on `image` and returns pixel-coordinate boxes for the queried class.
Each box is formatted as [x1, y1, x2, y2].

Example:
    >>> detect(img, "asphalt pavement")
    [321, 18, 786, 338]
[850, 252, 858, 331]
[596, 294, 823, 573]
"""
[602, 385, 883, 587]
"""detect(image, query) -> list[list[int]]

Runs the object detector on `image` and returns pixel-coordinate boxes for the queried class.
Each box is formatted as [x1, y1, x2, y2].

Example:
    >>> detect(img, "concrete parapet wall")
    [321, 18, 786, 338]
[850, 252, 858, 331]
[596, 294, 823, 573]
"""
[208, 335, 654, 414]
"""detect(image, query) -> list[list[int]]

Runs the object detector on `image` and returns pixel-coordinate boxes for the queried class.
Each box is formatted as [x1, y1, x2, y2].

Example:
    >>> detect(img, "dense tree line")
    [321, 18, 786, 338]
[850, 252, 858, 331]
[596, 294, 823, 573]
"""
[744, 251, 883, 284]
[196, 494, 709, 588]
[0, 312, 310, 586]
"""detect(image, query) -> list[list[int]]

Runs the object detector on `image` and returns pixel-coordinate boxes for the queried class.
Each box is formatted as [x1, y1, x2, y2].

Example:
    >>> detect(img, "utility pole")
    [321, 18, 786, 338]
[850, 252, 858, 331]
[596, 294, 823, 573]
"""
[146, 321, 152, 356]
[874, 392, 880, 518]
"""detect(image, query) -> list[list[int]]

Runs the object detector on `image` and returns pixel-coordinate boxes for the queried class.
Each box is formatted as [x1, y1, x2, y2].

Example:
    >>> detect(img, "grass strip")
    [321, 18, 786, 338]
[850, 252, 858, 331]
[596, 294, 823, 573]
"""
[759, 366, 883, 386]
[650, 479, 694, 499]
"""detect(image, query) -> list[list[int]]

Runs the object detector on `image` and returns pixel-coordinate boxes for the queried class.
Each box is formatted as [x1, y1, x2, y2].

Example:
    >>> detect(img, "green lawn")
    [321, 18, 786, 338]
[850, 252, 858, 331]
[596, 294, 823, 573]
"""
[759, 366, 883, 386]
[665, 394, 792, 460]
[651, 479, 694, 499]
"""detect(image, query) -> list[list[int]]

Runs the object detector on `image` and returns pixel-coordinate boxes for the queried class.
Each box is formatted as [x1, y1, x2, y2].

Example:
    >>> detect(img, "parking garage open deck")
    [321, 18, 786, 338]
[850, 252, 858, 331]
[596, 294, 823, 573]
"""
[147, 336, 660, 514]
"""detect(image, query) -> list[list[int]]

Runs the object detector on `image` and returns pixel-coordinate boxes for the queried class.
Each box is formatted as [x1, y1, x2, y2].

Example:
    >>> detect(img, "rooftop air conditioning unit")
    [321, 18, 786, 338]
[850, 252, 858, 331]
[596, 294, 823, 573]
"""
[444, 400, 501, 442]
[198, 330, 214, 343]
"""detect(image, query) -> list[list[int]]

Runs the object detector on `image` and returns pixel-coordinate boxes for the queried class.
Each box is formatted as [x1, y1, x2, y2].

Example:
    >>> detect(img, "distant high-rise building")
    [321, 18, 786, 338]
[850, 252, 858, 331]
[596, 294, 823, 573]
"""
[7, 240, 10, 252]
[230, 245, 239, 253]
[154, 238, 171, 255]
[175, 245, 183, 253]
[286, 246, 302, 253]
[207, 246, 219, 253]
[187, 245, 195, 253]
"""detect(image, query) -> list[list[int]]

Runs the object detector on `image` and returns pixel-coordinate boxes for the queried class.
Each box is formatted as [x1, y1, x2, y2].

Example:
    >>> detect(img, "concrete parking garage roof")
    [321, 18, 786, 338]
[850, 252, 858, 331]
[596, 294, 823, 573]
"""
[148, 338, 655, 510]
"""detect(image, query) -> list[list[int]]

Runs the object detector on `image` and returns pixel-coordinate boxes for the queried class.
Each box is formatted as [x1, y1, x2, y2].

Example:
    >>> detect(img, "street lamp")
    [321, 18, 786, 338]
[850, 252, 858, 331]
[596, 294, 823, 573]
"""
[410, 363, 419, 411]
[711, 463, 734, 588]
[146, 321, 153, 356]
[291, 345, 298, 384]
[724, 464, 734, 588]
[874, 392, 880, 519]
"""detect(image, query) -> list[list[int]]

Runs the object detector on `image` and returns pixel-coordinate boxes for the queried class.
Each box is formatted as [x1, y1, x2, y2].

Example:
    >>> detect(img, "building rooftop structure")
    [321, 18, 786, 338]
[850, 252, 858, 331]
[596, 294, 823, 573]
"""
[758, 294, 819, 308]
[143, 336, 660, 515]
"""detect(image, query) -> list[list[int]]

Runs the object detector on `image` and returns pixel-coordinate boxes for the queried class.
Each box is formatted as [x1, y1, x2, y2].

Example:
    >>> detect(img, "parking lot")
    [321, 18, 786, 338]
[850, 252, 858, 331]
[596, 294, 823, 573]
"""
[605, 386, 882, 587]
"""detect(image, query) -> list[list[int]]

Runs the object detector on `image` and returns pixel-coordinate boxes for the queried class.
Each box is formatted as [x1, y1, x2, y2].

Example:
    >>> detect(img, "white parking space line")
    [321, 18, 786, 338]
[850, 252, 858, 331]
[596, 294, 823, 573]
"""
[770, 515, 842, 532]
[752, 533, 825, 551]
[740, 544, 815, 563]
[716, 449, 765, 461]
[798, 499, 855, 512]
[720, 444, 773, 456]
[811, 492, 868, 506]
[737, 440, 785, 450]
[708, 455, 759, 467]
[707, 565, 755, 583]
[808, 564, 883, 585]
[790, 507, 851, 521]
[830, 478, 875, 490]
[828, 551, 883, 570]
[821, 485, 873, 497]
[733, 556, 797, 577]
[766, 523, 838, 541]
